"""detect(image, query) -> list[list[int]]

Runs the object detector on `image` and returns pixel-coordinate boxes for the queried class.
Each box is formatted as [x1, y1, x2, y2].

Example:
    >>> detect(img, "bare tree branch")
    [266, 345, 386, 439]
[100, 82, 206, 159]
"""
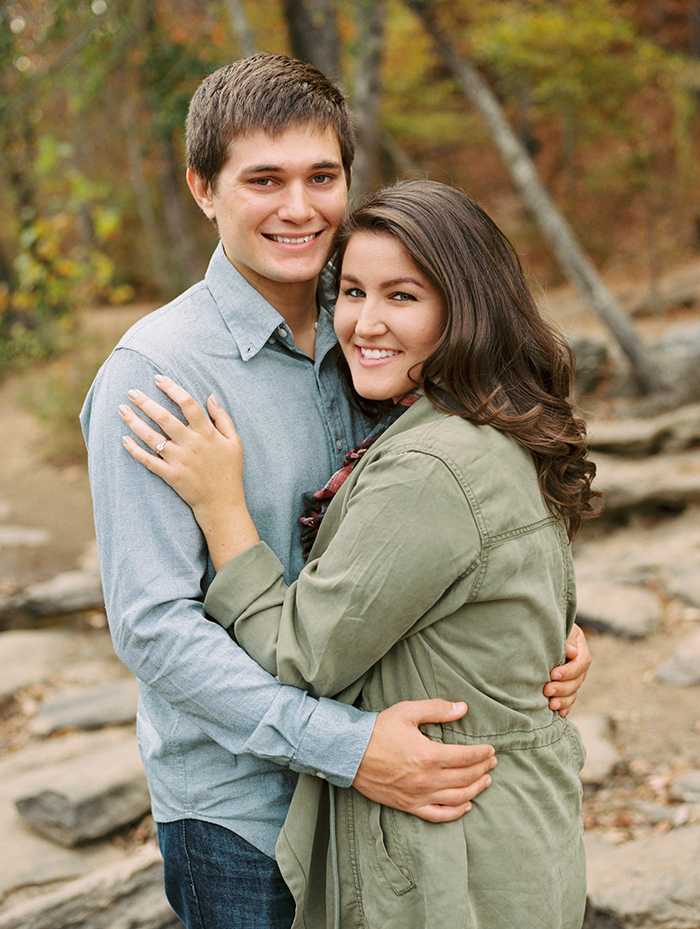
[404, 0, 667, 396]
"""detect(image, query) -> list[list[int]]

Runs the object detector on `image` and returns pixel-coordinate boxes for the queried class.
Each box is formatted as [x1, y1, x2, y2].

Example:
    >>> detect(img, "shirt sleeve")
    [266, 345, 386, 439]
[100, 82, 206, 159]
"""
[204, 446, 481, 699]
[80, 346, 375, 786]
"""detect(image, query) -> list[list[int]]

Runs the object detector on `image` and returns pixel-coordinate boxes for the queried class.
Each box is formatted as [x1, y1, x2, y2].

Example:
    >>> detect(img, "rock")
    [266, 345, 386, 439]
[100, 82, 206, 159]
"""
[0, 568, 104, 619]
[574, 714, 621, 787]
[0, 629, 80, 702]
[655, 629, 700, 687]
[652, 321, 700, 405]
[0, 730, 143, 902]
[587, 403, 700, 456]
[0, 526, 51, 548]
[0, 843, 180, 929]
[670, 771, 700, 803]
[631, 263, 700, 317]
[576, 579, 662, 639]
[14, 737, 150, 847]
[584, 824, 700, 928]
[574, 506, 700, 609]
[29, 678, 139, 736]
[593, 450, 700, 515]
[665, 566, 700, 609]
[569, 334, 610, 396]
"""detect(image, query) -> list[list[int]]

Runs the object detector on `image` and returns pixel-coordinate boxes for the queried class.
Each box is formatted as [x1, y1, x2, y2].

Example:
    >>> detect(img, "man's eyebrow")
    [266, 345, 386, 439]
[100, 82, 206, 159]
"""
[242, 160, 343, 173]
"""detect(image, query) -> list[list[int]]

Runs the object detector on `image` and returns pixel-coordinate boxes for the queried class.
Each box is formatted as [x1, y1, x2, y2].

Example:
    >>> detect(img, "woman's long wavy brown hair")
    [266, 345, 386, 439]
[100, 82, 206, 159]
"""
[332, 180, 602, 540]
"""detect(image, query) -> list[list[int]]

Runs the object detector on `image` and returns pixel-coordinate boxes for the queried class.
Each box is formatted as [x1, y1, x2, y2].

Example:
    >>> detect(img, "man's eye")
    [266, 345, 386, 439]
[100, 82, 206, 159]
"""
[251, 178, 274, 187]
[312, 174, 333, 184]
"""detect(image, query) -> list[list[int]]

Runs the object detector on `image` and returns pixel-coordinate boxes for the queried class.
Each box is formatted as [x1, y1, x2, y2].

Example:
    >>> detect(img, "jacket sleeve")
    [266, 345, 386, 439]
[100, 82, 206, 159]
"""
[80, 347, 375, 785]
[204, 447, 481, 698]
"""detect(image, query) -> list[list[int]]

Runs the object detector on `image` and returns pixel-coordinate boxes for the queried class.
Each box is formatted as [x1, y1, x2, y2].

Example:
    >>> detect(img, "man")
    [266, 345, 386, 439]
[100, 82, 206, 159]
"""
[82, 54, 589, 929]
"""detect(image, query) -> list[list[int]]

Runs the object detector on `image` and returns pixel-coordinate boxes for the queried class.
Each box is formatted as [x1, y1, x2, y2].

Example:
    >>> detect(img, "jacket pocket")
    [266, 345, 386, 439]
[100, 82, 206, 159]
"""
[368, 802, 416, 895]
[347, 790, 416, 898]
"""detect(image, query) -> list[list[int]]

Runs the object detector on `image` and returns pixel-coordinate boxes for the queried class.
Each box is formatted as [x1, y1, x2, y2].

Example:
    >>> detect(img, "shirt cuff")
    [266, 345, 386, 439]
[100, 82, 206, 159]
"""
[290, 697, 377, 787]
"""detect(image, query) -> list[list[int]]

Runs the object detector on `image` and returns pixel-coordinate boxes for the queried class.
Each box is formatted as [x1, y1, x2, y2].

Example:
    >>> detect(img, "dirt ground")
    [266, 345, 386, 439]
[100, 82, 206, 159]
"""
[2, 290, 700, 846]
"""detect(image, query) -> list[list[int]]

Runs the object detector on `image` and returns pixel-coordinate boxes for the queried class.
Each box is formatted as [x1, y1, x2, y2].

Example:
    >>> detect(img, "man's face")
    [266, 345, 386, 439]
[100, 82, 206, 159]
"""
[188, 124, 348, 306]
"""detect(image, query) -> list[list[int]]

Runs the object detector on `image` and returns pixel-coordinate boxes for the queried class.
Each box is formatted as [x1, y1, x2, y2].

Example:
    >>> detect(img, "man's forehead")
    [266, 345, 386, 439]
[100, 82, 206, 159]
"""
[224, 125, 343, 170]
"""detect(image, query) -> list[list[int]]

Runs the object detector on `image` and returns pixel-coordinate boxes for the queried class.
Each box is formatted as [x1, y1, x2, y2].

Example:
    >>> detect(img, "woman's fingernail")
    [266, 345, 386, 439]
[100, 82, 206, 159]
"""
[209, 393, 219, 407]
[122, 436, 130, 446]
[127, 389, 141, 400]
[154, 374, 167, 384]
[118, 405, 130, 417]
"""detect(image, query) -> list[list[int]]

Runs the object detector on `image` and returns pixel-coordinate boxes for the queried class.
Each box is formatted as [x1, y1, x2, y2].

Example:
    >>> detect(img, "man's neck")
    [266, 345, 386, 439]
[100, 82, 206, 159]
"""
[224, 251, 320, 358]
[259, 278, 319, 358]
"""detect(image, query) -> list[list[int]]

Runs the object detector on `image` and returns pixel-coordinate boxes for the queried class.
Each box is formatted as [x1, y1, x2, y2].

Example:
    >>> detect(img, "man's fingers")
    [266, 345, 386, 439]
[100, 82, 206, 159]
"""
[412, 802, 473, 824]
[551, 624, 591, 682]
[397, 697, 469, 727]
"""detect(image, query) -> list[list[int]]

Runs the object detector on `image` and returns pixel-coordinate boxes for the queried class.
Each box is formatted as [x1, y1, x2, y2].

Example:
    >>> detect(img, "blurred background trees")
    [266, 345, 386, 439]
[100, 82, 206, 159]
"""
[1, 0, 699, 384]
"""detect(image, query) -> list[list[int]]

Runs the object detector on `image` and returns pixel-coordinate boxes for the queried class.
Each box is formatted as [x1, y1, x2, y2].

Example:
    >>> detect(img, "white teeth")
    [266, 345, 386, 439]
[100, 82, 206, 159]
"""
[361, 348, 399, 359]
[269, 234, 317, 244]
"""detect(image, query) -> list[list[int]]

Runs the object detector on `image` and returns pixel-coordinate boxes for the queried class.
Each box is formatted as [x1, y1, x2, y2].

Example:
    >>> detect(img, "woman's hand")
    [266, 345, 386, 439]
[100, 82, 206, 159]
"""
[119, 375, 259, 570]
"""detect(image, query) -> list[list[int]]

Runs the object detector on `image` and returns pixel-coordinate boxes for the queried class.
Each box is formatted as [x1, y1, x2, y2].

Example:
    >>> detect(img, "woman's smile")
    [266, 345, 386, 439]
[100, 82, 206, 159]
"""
[334, 232, 444, 403]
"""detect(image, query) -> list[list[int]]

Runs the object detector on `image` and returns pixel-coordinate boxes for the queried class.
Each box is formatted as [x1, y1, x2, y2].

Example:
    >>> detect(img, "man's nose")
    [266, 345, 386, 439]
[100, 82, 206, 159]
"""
[277, 183, 315, 224]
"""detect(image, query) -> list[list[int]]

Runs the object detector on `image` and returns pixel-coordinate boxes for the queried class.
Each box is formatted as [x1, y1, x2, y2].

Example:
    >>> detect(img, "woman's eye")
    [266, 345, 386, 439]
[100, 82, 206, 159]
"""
[342, 287, 365, 298]
[392, 291, 416, 302]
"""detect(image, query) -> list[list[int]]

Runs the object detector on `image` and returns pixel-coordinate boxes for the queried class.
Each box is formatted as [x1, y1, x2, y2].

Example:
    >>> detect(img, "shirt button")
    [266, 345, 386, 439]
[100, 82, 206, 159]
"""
[278, 326, 288, 338]
[336, 440, 343, 450]
[268, 337, 276, 344]
[315, 772, 327, 780]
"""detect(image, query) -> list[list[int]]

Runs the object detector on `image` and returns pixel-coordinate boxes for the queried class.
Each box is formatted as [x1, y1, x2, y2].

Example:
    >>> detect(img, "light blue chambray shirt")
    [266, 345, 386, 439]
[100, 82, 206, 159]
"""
[80, 243, 376, 858]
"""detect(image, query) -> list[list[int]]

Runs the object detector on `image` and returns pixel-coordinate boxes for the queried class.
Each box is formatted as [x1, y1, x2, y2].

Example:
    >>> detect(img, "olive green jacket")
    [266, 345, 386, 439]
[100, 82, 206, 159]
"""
[204, 398, 586, 929]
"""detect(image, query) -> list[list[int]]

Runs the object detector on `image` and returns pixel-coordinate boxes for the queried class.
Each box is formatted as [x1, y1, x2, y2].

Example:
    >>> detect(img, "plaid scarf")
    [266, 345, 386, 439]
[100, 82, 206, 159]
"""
[299, 392, 422, 559]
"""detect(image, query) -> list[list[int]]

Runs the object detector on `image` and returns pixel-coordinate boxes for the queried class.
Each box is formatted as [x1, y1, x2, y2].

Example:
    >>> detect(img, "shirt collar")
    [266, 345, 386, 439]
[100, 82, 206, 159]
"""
[204, 241, 337, 363]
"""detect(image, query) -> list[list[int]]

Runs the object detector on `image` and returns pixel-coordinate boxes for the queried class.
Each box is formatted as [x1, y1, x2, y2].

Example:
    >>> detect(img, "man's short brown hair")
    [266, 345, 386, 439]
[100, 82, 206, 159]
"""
[186, 54, 355, 189]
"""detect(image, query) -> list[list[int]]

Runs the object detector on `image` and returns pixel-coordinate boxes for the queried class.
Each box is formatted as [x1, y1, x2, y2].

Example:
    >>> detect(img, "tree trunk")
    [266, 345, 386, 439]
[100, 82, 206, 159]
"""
[121, 97, 174, 298]
[351, 0, 387, 197]
[282, 0, 341, 84]
[158, 134, 205, 290]
[222, 0, 256, 57]
[403, 0, 667, 397]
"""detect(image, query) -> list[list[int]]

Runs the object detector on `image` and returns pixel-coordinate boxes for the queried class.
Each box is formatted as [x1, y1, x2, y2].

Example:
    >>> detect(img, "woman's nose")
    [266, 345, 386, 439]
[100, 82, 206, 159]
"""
[354, 302, 387, 337]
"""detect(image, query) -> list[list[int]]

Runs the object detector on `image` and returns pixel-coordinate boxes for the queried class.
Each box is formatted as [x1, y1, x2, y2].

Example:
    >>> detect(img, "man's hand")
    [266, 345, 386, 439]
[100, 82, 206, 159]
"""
[544, 623, 591, 716]
[352, 699, 496, 823]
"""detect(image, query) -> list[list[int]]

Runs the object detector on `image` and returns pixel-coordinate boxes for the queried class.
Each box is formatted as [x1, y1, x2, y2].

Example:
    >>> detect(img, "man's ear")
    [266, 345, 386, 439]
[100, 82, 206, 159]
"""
[187, 169, 216, 221]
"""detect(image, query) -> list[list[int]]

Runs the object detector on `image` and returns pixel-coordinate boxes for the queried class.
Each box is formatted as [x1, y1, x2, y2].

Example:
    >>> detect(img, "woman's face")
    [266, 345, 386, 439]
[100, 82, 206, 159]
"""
[334, 231, 444, 403]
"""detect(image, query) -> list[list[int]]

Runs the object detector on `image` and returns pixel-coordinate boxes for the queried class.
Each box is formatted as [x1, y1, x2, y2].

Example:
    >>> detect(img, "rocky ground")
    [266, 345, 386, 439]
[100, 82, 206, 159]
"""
[1, 278, 700, 927]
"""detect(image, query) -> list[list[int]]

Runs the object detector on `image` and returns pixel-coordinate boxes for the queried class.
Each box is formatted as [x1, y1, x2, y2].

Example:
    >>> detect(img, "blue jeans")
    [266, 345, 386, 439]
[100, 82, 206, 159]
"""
[157, 819, 295, 929]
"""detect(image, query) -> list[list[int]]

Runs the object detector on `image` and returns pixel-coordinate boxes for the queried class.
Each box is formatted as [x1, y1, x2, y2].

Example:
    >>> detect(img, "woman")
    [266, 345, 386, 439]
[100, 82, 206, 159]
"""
[121, 180, 599, 928]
